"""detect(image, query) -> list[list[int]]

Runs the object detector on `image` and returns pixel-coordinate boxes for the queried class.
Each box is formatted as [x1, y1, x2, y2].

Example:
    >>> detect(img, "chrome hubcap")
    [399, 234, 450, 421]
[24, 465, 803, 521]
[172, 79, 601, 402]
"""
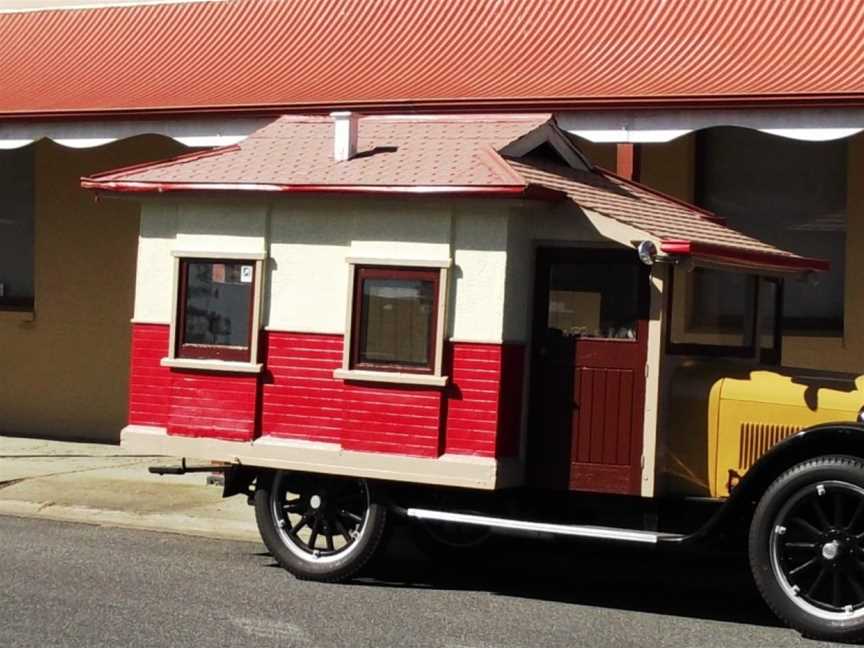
[770, 481, 864, 620]
[822, 540, 840, 561]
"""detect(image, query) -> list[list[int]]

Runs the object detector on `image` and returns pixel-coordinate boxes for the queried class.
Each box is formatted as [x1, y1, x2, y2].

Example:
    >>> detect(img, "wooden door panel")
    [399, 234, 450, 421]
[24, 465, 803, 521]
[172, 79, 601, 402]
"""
[573, 367, 637, 466]
[529, 248, 649, 495]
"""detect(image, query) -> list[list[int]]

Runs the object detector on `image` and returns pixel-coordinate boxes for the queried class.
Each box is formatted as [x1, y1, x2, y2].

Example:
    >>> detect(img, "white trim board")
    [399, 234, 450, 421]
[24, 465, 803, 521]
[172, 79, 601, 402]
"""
[121, 425, 520, 490]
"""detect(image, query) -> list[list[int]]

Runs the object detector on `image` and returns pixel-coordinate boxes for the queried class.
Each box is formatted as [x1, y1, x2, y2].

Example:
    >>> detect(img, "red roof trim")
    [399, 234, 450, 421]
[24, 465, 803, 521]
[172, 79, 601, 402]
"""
[660, 240, 830, 273]
[80, 179, 559, 199]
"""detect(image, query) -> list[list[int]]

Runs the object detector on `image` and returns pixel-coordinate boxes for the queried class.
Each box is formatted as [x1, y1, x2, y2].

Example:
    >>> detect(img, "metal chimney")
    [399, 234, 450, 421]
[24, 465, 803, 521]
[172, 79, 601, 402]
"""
[331, 111, 359, 162]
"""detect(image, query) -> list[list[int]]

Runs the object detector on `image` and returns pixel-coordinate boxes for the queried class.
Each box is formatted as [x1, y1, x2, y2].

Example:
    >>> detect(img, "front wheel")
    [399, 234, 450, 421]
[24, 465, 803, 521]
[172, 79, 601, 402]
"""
[254, 471, 387, 582]
[750, 456, 864, 641]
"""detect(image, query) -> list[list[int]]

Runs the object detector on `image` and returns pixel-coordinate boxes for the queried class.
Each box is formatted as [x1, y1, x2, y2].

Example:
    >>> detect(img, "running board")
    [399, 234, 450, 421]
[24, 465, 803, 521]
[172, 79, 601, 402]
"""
[405, 508, 685, 545]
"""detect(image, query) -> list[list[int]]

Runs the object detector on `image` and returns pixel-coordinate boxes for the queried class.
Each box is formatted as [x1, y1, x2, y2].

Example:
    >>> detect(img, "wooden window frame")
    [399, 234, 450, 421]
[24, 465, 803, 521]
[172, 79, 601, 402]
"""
[161, 251, 266, 374]
[334, 258, 450, 388]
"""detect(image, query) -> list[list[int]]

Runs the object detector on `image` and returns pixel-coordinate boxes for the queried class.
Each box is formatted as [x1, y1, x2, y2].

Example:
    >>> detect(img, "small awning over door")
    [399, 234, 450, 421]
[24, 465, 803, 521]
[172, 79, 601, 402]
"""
[508, 159, 830, 276]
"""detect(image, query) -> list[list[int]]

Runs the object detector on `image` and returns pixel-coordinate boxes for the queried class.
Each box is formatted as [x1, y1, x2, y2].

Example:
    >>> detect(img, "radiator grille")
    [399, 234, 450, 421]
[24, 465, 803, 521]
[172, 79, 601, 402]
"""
[738, 422, 802, 469]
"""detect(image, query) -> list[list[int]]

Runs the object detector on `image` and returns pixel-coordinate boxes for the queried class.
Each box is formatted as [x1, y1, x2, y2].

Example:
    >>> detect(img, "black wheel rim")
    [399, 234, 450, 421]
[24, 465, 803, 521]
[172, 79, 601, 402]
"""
[770, 480, 864, 619]
[271, 474, 370, 563]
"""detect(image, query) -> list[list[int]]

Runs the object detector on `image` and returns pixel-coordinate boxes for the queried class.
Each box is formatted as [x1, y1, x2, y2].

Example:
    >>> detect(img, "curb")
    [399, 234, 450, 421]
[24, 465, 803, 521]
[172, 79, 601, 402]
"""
[0, 499, 262, 544]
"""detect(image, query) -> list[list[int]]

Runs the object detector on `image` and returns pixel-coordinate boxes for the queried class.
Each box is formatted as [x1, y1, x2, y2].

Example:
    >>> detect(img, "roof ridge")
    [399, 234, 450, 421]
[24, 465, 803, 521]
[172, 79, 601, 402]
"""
[361, 113, 552, 123]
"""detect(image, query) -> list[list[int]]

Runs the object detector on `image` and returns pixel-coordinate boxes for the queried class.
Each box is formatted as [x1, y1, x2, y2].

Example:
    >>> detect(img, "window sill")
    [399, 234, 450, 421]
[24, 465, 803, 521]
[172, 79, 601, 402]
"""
[160, 357, 263, 374]
[0, 309, 35, 322]
[333, 368, 448, 387]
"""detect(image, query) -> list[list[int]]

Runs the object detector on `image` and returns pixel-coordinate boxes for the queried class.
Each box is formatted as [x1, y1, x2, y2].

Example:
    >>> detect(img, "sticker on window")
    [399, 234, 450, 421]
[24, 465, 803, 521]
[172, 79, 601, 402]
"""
[211, 264, 226, 283]
[240, 265, 254, 283]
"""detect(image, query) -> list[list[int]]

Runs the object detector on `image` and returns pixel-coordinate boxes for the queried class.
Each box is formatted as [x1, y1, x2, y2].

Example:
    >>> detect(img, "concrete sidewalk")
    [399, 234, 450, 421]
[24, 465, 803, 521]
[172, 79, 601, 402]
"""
[0, 435, 260, 543]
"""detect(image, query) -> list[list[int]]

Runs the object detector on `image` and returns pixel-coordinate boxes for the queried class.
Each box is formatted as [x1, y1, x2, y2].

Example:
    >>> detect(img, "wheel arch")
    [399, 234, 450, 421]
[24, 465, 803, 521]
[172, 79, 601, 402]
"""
[685, 422, 864, 542]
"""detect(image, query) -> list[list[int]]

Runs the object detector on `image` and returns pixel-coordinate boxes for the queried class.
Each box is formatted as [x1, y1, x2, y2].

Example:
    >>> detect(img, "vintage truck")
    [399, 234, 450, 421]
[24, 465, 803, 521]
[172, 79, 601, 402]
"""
[84, 113, 864, 641]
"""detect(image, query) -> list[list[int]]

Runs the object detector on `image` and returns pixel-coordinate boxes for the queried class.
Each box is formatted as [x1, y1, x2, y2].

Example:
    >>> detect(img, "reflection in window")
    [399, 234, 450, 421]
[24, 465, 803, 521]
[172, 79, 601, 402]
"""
[546, 261, 639, 340]
[759, 278, 781, 363]
[690, 268, 755, 342]
[353, 268, 439, 372]
[178, 260, 255, 361]
[698, 128, 846, 335]
[669, 267, 758, 355]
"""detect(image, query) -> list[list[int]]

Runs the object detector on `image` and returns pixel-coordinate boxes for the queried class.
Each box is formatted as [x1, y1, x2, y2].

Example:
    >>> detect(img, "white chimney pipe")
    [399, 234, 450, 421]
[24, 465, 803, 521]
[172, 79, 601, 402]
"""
[331, 111, 359, 162]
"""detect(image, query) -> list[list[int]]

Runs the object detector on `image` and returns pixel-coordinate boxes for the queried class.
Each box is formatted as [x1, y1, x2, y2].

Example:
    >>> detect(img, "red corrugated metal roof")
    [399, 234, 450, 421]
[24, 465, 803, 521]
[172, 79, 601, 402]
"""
[3, 0, 864, 119]
[82, 113, 828, 273]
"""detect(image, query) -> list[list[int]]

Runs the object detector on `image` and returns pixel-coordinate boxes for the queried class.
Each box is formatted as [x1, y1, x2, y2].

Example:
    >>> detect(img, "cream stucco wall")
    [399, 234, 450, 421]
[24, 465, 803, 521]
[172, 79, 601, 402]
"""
[0, 136, 189, 442]
[135, 196, 514, 344]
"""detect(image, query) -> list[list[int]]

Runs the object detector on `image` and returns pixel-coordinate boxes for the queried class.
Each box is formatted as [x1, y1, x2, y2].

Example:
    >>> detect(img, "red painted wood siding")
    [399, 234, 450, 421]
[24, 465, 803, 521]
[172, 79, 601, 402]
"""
[262, 332, 524, 458]
[129, 324, 258, 441]
[130, 326, 524, 458]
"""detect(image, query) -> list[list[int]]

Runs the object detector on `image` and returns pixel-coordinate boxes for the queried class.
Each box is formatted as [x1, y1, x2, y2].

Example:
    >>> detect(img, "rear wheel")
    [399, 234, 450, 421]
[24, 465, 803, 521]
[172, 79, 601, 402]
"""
[750, 456, 864, 641]
[254, 471, 387, 582]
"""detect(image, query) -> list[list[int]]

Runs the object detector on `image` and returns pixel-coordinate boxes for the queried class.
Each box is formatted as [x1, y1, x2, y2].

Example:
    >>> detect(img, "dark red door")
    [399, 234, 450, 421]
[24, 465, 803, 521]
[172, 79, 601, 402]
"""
[528, 248, 649, 495]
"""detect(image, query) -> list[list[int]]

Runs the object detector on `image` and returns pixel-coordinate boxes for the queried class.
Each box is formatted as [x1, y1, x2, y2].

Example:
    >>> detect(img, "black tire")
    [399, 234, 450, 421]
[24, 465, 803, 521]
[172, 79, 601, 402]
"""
[254, 470, 387, 582]
[749, 455, 864, 642]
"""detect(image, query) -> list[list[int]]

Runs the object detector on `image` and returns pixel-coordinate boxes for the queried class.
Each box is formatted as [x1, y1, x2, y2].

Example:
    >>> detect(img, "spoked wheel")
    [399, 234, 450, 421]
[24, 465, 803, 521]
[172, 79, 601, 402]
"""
[750, 456, 864, 641]
[254, 471, 387, 582]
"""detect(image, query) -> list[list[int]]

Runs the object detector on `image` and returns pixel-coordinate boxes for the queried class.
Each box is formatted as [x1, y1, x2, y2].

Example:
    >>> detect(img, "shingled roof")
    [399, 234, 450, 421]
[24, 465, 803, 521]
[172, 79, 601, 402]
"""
[82, 114, 828, 274]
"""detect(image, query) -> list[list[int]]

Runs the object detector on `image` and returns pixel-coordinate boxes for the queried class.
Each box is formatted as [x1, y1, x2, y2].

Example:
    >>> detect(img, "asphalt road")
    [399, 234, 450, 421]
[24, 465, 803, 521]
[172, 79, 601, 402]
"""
[0, 516, 848, 648]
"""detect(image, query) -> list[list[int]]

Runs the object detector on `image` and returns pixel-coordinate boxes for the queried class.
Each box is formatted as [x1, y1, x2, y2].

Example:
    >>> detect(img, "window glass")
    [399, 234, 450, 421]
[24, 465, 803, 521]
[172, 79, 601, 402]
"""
[546, 261, 639, 339]
[689, 268, 754, 342]
[179, 260, 254, 359]
[0, 147, 35, 310]
[355, 269, 437, 370]
[670, 267, 757, 354]
[698, 128, 846, 335]
[759, 278, 781, 362]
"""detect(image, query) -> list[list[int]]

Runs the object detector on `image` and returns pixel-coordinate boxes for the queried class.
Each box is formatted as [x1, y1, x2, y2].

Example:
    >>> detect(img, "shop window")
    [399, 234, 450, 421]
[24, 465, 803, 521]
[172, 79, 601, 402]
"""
[335, 260, 450, 387]
[697, 128, 846, 335]
[0, 147, 35, 311]
[162, 253, 265, 372]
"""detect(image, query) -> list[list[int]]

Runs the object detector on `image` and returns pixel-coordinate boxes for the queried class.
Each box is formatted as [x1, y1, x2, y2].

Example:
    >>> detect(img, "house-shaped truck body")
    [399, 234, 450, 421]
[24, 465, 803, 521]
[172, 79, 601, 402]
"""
[85, 114, 864, 639]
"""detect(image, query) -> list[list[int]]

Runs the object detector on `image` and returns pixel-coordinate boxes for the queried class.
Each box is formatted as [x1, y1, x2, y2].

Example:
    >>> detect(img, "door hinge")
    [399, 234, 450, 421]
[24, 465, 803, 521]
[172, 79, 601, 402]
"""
[644, 363, 649, 378]
[640, 455, 645, 469]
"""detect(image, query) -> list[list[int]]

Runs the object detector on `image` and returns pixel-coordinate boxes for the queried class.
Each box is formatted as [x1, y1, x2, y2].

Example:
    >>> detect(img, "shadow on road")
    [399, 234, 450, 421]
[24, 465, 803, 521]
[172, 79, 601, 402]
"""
[350, 533, 780, 629]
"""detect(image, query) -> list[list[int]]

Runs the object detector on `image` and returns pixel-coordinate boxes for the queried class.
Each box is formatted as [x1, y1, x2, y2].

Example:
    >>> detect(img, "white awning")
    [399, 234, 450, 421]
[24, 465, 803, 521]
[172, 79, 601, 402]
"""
[0, 116, 269, 150]
[558, 107, 864, 143]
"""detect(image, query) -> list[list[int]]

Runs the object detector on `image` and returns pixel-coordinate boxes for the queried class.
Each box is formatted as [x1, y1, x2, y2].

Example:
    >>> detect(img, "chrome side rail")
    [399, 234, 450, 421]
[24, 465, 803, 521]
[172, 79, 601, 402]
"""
[405, 508, 684, 544]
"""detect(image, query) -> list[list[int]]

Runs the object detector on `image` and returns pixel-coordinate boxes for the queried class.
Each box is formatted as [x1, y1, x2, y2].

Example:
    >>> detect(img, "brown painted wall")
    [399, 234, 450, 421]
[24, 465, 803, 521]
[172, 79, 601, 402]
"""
[0, 136, 187, 442]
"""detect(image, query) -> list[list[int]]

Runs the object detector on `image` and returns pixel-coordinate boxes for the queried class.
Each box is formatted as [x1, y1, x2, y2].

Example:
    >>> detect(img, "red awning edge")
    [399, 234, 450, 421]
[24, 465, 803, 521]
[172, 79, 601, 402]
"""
[660, 240, 830, 274]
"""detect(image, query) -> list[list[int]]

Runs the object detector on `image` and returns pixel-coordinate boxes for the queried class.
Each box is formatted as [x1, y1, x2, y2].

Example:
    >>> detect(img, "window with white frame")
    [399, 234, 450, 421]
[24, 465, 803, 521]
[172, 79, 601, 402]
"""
[335, 259, 450, 386]
[162, 252, 265, 372]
